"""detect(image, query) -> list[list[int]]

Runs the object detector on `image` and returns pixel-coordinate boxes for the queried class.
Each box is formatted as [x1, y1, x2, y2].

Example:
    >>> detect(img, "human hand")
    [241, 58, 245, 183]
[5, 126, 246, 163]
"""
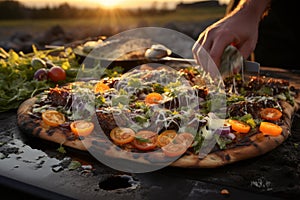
[193, 0, 270, 68]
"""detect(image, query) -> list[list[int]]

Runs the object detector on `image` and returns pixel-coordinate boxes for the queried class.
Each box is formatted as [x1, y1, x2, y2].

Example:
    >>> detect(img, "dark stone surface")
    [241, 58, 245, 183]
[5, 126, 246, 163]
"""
[0, 68, 299, 200]
[0, 110, 299, 200]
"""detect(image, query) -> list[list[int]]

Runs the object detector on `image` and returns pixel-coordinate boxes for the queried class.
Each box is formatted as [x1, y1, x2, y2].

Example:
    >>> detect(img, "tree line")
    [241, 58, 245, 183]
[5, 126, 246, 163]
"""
[0, 0, 173, 20]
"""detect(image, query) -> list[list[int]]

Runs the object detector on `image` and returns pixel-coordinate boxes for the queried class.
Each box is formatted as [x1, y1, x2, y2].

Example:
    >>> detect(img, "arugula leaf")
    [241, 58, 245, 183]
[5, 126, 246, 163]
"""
[0, 46, 80, 112]
[134, 135, 150, 143]
[227, 94, 245, 105]
[192, 131, 204, 154]
[57, 145, 67, 154]
[68, 160, 81, 170]
[216, 136, 233, 150]
[233, 113, 256, 129]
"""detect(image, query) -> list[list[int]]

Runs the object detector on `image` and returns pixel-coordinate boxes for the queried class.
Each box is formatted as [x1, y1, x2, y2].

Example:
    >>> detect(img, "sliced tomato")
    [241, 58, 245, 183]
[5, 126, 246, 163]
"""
[260, 108, 282, 121]
[110, 127, 135, 145]
[259, 122, 282, 136]
[145, 93, 163, 105]
[162, 143, 187, 157]
[42, 110, 65, 127]
[174, 132, 195, 147]
[94, 82, 110, 93]
[133, 130, 158, 151]
[70, 120, 94, 137]
[228, 119, 251, 134]
[157, 130, 177, 147]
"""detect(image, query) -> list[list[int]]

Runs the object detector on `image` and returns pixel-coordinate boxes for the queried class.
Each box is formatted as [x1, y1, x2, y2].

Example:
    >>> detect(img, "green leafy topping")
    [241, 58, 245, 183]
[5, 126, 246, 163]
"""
[68, 160, 82, 170]
[284, 91, 294, 106]
[0, 46, 80, 112]
[128, 78, 142, 88]
[112, 95, 130, 106]
[57, 145, 66, 154]
[105, 66, 124, 78]
[257, 85, 273, 96]
[192, 131, 204, 154]
[134, 135, 150, 143]
[95, 95, 106, 107]
[152, 83, 165, 94]
[227, 94, 245, 105]
[134, 115, 149, 125]
[216, 136, 233, 150]
[233, 113, 257, 129]
[245, 118, 256, 129]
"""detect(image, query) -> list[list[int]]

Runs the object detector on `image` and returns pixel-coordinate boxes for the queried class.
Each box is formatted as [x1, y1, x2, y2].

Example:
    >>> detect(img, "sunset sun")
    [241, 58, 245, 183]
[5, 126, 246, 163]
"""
[97, 0, 123, 8]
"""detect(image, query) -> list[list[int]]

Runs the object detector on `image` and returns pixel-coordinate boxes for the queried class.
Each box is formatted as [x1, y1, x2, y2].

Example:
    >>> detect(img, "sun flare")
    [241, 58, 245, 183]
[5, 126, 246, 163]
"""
[97, 0, 123, 8]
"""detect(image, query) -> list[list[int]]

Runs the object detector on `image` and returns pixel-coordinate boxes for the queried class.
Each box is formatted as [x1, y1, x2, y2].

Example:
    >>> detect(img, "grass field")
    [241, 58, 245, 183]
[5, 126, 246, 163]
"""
[0, 7, 226, 40]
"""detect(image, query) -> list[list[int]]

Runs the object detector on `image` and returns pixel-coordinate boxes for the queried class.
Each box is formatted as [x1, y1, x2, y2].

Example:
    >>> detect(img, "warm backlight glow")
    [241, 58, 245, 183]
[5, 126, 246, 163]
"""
[97, 0, 123, 8]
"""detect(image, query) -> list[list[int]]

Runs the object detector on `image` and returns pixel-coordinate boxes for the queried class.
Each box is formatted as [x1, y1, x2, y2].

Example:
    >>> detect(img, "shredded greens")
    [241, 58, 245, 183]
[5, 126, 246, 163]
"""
[0, 46, 80, 112]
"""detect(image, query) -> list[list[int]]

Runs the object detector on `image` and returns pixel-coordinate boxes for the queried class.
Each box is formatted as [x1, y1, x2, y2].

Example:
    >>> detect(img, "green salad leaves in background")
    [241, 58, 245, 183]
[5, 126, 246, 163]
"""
[0, 45, 80, 112]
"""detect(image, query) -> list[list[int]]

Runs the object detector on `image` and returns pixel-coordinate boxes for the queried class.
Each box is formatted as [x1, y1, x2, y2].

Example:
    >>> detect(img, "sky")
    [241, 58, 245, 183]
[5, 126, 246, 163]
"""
[17, 0, 230, 9]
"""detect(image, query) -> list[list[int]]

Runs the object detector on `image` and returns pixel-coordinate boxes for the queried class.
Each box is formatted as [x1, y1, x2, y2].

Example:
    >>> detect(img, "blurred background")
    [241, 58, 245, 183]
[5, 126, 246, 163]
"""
[0, 0, 229, 53]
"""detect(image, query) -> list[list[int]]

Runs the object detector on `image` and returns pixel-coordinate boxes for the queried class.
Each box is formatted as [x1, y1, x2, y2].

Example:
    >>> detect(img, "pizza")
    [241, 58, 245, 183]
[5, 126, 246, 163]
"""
[17, 64, 300, 168]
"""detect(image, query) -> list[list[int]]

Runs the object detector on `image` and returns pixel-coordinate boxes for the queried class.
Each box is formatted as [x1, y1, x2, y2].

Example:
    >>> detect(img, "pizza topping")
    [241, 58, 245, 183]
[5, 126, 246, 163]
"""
[173, 132, 195, 148]
[157, 130, 177, 147]
[42, 110, 66, 127]
[260, 108, 282, 121]
[94, 82, 110, 94]
[110, 127, 135, 145]
[259, 122, 282, 136]
[162, 143, 187, 157]
[48, 86, 72, 107]
[27, 65, 298, 159]
[227, 94, 245, 105]
[145, 93, 163, 105]
[70, 120, 94, 137]
[227, 97, 282, 120]
[111, 95, 130, 107]
[228, 119, 251, 134]
[133, 130, 158, 151]
[213, 123, 236, 149]
[216, 135, 235, 150]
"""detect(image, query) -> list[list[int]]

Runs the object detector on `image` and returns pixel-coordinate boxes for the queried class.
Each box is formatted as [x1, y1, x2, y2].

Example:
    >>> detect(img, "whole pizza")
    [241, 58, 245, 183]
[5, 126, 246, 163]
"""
[17, 63, 300, 168]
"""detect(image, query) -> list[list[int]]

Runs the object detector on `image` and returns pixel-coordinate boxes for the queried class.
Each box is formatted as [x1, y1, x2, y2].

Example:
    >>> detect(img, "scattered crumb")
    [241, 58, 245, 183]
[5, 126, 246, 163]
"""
[220, 188, 230, 196]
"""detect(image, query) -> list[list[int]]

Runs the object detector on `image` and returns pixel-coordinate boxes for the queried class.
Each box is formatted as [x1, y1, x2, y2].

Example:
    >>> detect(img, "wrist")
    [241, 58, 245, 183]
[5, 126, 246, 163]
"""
[233, 0, 271, 22]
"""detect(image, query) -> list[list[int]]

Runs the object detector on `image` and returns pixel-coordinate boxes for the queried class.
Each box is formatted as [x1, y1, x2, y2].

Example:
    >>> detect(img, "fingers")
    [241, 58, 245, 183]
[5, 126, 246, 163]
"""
[193, 25, 243, 67]
[193, 32, 235, 69]
[236, 39, 256, 61]
[210, 40, 228, 67]
[192, 32, 206, 64]
[192, 31, 213, 69]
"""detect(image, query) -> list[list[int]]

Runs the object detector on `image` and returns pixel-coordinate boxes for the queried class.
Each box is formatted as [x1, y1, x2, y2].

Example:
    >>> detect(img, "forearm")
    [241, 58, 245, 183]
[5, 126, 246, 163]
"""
[230, 0, 271, 22]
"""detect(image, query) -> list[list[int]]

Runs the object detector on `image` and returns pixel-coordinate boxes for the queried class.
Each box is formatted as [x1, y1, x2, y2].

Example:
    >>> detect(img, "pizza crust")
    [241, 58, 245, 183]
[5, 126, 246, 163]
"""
[17, 97, 91, 151]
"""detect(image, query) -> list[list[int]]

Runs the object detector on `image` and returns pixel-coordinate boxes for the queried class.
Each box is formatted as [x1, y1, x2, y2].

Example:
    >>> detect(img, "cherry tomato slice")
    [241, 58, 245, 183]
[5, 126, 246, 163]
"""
[110, 127, 135, 145]
[133, 130, 158, 151]
[145, 93, 163, 105]
[174, 132, 195, 147]
[162, 143, 187, 157]
[157, 130, 177, 147]
[228, 119, 251, 134]
[70, 120, 94, 137]
[94, 82, 110, 93]
[42, 110, 65, 127]
[260, 108, 282, 121]
[259, 122, 282, 136]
